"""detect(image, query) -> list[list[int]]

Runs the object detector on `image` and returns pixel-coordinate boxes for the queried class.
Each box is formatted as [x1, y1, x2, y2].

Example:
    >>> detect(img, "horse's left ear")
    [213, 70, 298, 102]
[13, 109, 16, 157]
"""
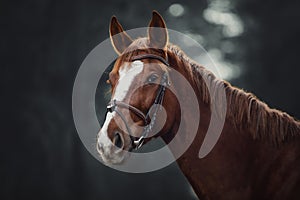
[148, 11, 168, 50]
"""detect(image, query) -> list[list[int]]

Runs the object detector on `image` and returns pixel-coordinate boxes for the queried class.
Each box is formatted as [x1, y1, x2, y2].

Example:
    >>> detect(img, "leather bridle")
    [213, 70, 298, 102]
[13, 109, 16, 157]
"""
[106, 53, 170, 150]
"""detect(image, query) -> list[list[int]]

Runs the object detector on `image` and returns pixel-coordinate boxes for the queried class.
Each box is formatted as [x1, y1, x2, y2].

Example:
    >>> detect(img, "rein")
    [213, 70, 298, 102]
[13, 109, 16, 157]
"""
[106, 54, 170, 150]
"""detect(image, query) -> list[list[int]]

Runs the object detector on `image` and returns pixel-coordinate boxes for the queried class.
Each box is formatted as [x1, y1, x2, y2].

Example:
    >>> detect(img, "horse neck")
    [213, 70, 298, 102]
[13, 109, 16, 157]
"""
[160, 57, 230, 198]
[160, 51, 215, 159]
[161, 50, 300, 199]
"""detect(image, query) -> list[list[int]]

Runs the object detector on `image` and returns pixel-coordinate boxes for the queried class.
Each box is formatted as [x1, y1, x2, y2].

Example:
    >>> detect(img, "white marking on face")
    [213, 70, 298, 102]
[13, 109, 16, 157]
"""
[97, 60, 144, 164]
[113, 60, 144, 101]
[98, 112, 114, 148]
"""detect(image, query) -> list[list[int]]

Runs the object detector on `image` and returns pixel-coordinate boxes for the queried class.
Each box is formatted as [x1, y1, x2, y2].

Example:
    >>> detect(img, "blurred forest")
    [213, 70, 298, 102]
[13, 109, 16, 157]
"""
[1, 0, 300, 199]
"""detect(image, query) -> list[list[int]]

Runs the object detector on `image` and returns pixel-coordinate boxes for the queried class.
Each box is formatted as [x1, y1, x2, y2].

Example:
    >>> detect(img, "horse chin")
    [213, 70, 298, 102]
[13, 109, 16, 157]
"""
[98, 148, 130, 165]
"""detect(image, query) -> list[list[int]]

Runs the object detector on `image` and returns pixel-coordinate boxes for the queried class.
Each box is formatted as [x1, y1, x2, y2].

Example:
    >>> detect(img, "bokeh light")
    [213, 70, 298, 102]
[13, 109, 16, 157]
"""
[168, 3, 185, 17]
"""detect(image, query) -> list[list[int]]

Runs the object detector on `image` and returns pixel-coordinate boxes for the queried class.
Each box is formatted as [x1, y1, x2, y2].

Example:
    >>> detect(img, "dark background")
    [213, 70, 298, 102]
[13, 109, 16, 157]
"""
[2, 0, 300, 199]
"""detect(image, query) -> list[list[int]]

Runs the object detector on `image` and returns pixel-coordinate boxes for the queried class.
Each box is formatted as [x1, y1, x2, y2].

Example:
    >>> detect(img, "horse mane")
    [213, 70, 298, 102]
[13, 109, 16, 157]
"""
[166, 44, 300, 145]
[118, 38, 300, 145]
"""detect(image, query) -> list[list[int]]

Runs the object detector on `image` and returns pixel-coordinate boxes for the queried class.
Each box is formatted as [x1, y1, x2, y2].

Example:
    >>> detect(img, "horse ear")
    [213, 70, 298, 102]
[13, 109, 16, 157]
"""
[110, 16, 133, 55]
[148, 10, 168, 50]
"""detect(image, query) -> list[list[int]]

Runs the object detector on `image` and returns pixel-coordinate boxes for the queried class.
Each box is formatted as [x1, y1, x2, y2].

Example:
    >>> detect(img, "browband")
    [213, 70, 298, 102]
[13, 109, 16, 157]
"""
[131, 54, 169, 67]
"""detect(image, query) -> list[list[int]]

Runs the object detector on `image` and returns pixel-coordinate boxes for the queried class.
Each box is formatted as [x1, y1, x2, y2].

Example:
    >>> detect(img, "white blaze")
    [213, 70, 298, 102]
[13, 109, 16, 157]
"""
[98, 112, 114, 148]
[98, 60, 144, 154]
[113, 60, 144, 101]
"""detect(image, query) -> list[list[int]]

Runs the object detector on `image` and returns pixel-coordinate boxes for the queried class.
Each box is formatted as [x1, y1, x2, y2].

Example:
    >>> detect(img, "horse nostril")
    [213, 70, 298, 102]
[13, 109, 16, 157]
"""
[113, 132, 124, 149]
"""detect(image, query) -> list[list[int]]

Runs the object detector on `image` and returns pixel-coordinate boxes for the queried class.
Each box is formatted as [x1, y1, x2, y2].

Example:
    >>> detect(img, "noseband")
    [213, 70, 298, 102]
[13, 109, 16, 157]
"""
[106, 54, 170, 150]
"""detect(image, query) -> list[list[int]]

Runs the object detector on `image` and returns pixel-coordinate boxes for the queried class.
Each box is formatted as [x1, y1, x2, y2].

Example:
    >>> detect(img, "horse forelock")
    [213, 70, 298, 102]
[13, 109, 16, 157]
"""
[112, 38, 169, 74]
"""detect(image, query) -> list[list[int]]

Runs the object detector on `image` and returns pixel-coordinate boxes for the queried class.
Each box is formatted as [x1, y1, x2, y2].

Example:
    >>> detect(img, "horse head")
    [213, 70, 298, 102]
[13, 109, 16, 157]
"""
[97, 11, 178, 164]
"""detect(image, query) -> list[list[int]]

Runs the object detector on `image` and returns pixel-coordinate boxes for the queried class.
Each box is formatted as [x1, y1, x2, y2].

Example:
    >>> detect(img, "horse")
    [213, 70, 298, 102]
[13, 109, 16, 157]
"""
[96, 11, 300, 199]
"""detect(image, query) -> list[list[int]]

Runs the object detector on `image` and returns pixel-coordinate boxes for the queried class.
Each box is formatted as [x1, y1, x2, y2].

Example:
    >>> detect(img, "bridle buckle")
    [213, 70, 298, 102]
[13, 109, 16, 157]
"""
[133, 136, 145, 150]
[107, 100, 116, 113]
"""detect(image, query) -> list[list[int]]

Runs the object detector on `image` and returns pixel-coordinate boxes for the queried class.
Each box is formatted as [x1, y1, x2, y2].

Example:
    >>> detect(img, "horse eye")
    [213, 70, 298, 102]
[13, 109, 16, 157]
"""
[147, 74, 158, 83]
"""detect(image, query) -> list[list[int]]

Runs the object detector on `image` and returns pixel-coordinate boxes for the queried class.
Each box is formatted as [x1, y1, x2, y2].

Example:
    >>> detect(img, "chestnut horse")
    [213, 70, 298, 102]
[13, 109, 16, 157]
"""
[97, 11, 300, 199]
